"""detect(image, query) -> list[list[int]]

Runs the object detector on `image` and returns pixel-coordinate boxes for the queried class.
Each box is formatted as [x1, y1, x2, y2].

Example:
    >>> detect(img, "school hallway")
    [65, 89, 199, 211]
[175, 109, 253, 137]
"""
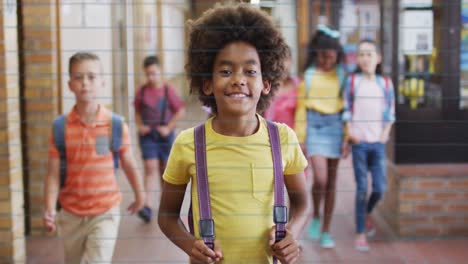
[24, 101, 467, 264]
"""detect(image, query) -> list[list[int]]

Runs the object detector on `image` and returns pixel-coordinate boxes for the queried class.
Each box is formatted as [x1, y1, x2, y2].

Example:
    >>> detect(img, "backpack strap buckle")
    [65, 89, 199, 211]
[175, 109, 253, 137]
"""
[274, 205, 288, 224]
[199, 219, 215, 238]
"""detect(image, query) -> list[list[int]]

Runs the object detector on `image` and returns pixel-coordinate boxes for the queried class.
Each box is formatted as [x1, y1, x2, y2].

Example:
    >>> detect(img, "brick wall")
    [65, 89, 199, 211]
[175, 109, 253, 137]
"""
[379, 163, 468, 237]
[20, 0, 60, 236]
[0, 0, 26, 262]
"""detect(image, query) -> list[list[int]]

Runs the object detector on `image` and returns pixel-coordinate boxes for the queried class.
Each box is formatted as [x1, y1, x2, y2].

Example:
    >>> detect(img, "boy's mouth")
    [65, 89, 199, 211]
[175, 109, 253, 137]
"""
[225, 92, 250, 98]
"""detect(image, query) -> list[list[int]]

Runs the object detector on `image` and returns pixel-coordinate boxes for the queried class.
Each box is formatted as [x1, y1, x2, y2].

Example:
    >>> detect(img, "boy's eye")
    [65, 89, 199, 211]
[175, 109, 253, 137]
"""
[73, 74, 83, 81]
[219, 70, 231, 76]
[246, 70, 257, 76]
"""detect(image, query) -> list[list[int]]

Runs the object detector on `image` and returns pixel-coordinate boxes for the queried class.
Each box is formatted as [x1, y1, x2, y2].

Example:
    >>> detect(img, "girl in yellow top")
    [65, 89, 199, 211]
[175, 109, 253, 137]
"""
[294, 25, 347, 249]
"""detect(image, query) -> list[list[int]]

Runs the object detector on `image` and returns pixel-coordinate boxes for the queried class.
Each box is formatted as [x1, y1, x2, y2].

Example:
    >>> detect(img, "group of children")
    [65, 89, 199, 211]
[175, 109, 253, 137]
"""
[43, 3, 394, 264]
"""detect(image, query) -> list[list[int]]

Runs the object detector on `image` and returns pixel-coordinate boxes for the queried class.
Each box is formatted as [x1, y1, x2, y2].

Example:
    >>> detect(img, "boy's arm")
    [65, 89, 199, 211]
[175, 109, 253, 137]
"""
[119, 149, 145, 214]
[134, 111, 148, 132]
[166, 106, 185, 131]
[284, 171, 311, 238]
[133, 88, 150, 134]
[269, 171, 309, 264]
[44, 157, 60, 219]
[158, 181, 223, 263]
[44, 132, 60, 232]
[158, 181, 194, 254]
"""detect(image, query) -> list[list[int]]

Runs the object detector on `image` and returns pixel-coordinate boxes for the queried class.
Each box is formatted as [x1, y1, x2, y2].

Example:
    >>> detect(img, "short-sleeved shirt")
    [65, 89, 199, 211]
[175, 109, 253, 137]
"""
[163, 115, 307, 263]
[48, 105, 131, 216]
[350, 78, 392, 143]
[133, 83, 184, 128]
[294, 70, 343, 143]
[264, 88, 298, 129]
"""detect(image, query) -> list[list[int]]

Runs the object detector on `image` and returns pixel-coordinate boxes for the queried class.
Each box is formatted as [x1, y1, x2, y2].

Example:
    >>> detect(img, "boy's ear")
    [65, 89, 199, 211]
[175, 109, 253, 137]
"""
[68, 79, 73, 91]
[202, 80, 213, 95]
[261, 81, 272, 95]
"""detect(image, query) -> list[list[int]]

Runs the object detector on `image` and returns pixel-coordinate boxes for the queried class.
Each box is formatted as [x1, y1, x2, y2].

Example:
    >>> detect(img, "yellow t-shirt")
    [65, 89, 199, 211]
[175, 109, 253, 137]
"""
[163, 115, 307, 263]
[294, 70, 343, 143]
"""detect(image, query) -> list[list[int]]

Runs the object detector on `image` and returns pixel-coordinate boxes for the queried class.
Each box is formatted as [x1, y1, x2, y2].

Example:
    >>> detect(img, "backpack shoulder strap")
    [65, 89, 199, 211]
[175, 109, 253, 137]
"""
[111, 113, 123, 169]
[265, 120, 287, 264]
[160, 84, 169, 125]
[193, 124, 215, 250]
[53, 115, 67, 189]
[304, 66, 316, 95]
[337, 66, 346, 94]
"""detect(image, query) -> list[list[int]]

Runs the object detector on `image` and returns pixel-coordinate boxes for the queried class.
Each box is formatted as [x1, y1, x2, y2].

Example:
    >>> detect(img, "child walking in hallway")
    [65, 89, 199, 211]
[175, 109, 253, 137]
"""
[158, 3, 310, 263]
[43, 52, 145, 264]
[294, 25, 348, 248]
[342, 39, 395, 251]
[134, 55, 185, 223]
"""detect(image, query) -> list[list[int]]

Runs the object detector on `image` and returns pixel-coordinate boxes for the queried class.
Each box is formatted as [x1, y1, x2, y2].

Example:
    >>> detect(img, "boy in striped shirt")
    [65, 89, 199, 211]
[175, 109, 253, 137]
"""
[43, 52, 145, 264]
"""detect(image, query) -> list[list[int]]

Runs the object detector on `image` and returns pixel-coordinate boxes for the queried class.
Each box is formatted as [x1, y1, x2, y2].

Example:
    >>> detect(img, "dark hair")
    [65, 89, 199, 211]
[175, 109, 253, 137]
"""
[303, 29, 344, 71]
[186, 3, 289, 114]
[354, 39, 383, 75]
[68, 52, 101, 75]
[143, 55, 160, 68]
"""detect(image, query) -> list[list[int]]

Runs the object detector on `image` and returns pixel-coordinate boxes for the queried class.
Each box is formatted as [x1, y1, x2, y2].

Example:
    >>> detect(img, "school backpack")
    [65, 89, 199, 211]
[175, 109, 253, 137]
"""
[52, 113, 124, 208]
[189, 120, 287, 264]
[348, 73, 392, 116]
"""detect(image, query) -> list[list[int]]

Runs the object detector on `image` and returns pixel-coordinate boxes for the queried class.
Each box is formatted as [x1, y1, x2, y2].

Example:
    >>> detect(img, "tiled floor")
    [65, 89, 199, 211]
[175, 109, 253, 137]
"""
[26, 102, 468, 263]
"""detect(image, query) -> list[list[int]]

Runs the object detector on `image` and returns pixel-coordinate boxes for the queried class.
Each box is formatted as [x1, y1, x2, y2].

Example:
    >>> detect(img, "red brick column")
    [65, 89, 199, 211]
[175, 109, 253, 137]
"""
[20, 0, 60, 235]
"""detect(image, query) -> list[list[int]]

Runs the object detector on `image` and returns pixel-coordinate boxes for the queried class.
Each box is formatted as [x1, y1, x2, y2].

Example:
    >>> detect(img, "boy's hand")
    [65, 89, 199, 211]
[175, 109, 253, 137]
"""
[139, 125, 151, 135]
[269, 228, 301, 264]
[127, 192, 145, 214]
[190, 239, 223, 263]
[43, 210, 56, 233]
[156, 125, 171, 137]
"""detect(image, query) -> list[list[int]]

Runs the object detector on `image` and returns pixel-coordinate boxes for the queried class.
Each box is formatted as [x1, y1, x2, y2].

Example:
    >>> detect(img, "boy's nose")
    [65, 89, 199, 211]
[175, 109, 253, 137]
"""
[232, 73, 246, 86]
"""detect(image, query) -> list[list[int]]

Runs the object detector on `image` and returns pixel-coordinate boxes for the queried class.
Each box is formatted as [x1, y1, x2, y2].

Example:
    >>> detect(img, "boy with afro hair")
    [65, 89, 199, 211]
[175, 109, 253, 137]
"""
[158, 3, 310, 263]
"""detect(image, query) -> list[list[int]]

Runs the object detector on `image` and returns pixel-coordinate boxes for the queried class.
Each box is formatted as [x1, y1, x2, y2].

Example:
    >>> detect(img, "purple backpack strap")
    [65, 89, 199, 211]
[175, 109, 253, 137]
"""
[193, 121, 287, 258]
[266, 120, 287, 264]
[194, 124, 215, 250]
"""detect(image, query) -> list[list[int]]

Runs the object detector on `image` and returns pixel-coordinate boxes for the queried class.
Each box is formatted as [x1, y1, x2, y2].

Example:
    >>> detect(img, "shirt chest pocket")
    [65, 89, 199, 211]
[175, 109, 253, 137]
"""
[95, 135, 110, 155]
[251, 163, 274, 203]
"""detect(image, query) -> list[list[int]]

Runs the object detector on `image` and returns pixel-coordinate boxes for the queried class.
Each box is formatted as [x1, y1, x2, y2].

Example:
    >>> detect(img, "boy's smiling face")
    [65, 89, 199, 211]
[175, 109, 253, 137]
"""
[203, 41, 271, 118]
[68, 59, 104, 104]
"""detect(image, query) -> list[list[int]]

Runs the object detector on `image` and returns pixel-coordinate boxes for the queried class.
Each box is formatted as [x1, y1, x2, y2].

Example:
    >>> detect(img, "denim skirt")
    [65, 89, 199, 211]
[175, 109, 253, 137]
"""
[305, 110, 343, 158]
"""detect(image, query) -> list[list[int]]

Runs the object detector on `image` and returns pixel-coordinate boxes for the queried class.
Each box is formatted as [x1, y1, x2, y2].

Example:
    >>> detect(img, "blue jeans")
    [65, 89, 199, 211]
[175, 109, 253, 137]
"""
[352, 142, 387, 234]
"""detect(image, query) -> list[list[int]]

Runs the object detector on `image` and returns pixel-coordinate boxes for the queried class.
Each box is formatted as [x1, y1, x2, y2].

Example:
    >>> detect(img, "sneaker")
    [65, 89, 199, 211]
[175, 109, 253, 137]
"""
[366, 216, 376, 237]
[320, 232, 335, 249]
[307, 218, 321, 240]
[138, 206, 153, 223]
[354, 237, 370, 252]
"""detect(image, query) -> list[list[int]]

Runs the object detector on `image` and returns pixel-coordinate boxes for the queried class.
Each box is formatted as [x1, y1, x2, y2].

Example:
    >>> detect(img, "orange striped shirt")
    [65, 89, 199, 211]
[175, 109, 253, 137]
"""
[48, 105, 130, 216]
